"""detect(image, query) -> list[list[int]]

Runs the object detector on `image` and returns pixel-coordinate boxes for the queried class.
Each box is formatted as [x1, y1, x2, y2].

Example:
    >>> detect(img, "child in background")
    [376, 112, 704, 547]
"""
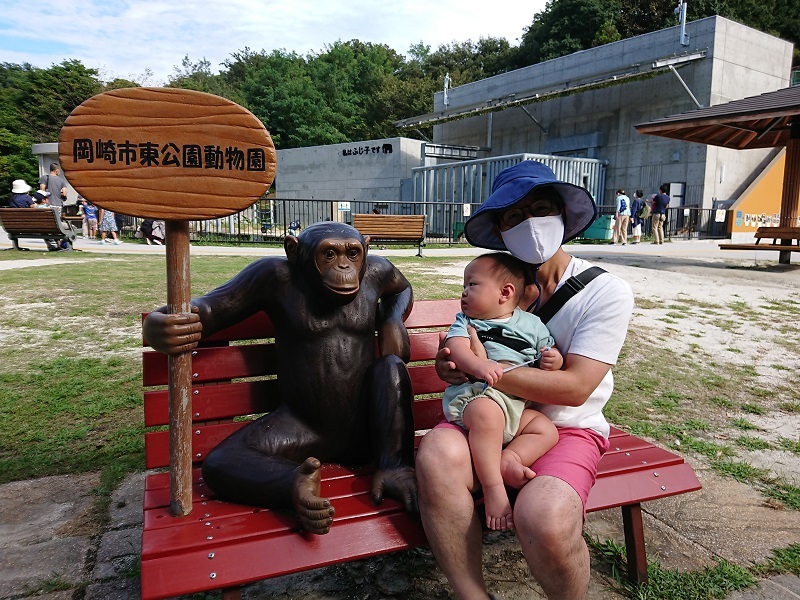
[83, 200, 99, 240]
[442, 252, 562, 531]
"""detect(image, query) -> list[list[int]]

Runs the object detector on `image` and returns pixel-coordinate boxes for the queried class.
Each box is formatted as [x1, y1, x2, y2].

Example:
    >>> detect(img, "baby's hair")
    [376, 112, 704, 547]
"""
[471, 252, 527, 302]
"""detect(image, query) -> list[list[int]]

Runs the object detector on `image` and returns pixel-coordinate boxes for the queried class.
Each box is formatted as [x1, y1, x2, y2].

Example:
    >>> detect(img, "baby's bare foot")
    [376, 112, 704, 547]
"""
[501, 449, 536, 489]
[483, 483, 513, 531]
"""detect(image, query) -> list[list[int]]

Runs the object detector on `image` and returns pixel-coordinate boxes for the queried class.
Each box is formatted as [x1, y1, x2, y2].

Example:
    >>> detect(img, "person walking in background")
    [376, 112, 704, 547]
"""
[651, 184, 671, 244]
[98, 206, 122, 245]
[611, 189, 631, 245]
[9, 180, 34, 207]
[630, 190, 646, 244]
[38, 163, 68, 219]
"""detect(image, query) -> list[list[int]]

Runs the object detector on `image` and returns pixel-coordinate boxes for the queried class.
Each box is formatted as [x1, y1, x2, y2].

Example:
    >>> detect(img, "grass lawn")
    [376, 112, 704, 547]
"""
[0, 249, 798, 598]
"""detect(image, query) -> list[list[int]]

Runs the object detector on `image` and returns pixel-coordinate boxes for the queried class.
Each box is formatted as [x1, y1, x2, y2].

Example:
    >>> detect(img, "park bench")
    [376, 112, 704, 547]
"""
[720, 226, 800, 253]
[352, 213, 426, 256]
[140, 298, 702, 600]
[0, 207, 77, 251]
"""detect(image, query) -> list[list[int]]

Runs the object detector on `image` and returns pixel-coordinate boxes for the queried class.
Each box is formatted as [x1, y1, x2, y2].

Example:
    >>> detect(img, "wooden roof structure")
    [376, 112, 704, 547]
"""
[635, 86, 800, 263]
[634, 85, 800, 150]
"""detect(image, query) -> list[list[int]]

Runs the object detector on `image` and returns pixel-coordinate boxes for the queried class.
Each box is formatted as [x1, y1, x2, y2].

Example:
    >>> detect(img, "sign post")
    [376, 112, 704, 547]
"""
[59, 87, 276, 516]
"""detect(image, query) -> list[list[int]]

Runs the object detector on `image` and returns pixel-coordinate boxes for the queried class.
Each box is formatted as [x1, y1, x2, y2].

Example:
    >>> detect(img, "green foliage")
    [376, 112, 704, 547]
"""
[586, 535, 757, 599]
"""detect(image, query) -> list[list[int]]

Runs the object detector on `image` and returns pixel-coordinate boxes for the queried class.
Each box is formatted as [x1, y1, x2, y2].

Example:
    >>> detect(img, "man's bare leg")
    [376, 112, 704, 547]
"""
[514, 475, 589, 600]
[417, 426, 491, 599]
[292, 457, 335, 534]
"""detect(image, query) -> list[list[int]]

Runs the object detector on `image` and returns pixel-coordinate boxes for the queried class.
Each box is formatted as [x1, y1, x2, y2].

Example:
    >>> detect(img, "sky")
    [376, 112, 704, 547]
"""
[0, 0, 548, 85]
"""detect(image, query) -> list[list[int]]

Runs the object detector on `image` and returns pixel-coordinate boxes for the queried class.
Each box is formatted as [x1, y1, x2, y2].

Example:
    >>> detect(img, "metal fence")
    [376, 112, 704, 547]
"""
[117, 198, 731, 244]
[594, 205, 731, 240]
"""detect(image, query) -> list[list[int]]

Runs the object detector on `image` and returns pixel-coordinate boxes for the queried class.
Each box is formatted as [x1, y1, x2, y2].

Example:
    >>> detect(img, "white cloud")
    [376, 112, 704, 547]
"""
[0, 0, 546, 84]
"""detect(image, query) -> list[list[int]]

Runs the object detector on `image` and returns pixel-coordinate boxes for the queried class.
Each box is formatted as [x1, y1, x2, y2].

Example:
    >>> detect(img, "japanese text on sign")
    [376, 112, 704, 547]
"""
[72, 139, 268, 171]
[342, 143, 393, 157]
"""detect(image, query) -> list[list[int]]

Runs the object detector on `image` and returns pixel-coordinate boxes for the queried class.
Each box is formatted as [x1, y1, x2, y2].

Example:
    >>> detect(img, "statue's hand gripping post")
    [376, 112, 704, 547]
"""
[59, 87, 276, 516]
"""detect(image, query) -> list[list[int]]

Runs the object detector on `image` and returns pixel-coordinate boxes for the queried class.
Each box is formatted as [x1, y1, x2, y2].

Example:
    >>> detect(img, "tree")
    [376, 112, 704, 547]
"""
[15, 60, 102, 143]
[516, 0, 620, 66]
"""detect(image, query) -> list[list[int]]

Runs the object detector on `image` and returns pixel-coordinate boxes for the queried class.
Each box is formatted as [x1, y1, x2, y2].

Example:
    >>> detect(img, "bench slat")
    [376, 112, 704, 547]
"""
[145, 422, 247, 469]
[587, 462, 701, 511]
[141, 511, 427, 600]
[143, 343, 277, 386]
[720, 244, 800, 251]
[144, 380, 277, 426]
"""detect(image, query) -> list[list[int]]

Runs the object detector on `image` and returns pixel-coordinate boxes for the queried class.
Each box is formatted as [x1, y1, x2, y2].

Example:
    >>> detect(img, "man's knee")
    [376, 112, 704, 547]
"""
[514, 479, 583, 543]
[417, 429, 469, 484]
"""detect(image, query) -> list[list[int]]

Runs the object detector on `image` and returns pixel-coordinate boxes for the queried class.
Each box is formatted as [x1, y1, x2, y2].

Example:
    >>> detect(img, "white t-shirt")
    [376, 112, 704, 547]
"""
[527, 256, 633, 437]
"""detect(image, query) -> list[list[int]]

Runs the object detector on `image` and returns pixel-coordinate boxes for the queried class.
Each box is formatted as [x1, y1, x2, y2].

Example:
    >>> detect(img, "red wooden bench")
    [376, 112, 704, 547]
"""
[141, 298, 701, 599]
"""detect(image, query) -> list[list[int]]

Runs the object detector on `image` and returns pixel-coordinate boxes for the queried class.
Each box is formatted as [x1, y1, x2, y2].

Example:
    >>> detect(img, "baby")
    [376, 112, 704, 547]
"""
[443, 252, 562, 530]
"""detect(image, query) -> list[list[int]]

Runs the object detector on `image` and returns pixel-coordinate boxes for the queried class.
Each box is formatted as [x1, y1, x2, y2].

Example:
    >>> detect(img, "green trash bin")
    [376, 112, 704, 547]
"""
[582, 214, 614, 240]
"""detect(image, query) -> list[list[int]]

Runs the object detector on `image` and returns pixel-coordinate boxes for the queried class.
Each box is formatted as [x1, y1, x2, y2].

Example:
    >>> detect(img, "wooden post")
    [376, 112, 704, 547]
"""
[779, 117, 800, 264]
[166, 221, 193, 516]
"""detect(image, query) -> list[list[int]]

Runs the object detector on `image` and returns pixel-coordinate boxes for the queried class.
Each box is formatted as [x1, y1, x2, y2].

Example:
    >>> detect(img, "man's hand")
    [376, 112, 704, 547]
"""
[371, 466, 418, 513]
[142, 307, 202, 354]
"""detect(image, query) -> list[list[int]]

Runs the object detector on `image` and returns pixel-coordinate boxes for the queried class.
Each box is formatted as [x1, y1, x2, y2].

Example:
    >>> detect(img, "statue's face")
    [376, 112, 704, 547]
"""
[314, 236, 365, 301]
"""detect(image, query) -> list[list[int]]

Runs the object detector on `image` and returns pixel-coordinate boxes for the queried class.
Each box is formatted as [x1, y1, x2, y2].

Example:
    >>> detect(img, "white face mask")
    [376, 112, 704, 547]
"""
[500, 215, 565, 265]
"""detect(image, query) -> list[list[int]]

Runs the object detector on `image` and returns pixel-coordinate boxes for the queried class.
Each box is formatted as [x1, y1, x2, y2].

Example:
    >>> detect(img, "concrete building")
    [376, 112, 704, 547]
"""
[276, 137, 425, 202]
[400, 16, 793, 210]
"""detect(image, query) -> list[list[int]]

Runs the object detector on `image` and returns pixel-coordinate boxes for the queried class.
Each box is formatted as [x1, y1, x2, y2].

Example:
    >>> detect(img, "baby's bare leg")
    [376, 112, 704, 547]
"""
[462, 396, 513, 531]
[501, 409, 559, 489]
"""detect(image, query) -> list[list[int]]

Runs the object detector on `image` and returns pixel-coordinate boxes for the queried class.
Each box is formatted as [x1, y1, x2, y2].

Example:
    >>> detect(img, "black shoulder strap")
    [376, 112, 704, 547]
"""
[476, 327, 532, 353]
[534, 266, 606, 324]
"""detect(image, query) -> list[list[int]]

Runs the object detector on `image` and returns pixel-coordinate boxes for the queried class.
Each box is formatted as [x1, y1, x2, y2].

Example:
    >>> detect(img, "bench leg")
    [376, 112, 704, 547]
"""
[621, 503, 648, 585]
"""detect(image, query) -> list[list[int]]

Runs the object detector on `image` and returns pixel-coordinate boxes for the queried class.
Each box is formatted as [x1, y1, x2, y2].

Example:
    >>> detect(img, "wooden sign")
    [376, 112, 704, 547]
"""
[58, 87, 276, 220]
[59, 88, 276, 518]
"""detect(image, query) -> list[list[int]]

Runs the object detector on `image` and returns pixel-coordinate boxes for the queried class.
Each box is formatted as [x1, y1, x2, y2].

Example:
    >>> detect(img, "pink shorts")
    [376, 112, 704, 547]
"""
[433, 421, 610, 509]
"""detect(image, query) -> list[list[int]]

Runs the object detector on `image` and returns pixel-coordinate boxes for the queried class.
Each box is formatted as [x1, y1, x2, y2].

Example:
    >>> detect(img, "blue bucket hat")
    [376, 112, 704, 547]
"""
[464, 160, 598, 251]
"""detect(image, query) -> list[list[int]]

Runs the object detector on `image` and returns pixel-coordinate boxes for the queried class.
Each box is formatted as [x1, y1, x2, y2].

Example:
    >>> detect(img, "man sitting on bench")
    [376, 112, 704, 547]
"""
[416, 161, 634, 600]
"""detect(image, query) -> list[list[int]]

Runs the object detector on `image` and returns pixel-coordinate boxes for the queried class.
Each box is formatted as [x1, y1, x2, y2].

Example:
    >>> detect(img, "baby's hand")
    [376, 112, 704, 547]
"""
[474, 359, 505, 387]
[539, 346, 563, 371]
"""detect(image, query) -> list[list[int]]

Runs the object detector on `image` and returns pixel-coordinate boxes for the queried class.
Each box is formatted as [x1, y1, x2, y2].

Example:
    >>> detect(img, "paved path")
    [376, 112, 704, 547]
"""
[1, 228, 799, 599]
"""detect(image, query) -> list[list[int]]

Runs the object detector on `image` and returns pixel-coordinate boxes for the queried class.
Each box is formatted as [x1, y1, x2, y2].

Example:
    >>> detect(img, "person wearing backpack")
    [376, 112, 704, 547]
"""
[630, 190, 647, 244]
[610, 189, 631, 245]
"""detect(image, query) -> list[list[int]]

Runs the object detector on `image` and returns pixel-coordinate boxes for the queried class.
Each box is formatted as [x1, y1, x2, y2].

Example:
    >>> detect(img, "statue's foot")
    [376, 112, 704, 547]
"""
[292, 457, 335, 534]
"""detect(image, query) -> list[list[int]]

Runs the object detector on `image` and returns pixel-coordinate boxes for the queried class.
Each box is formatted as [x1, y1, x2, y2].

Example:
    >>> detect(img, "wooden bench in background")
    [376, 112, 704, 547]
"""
[0, 207, 77, 251]
[352, 213, 426, 256]
[140, 298, 702, 599]
[720, 226, 800, 262]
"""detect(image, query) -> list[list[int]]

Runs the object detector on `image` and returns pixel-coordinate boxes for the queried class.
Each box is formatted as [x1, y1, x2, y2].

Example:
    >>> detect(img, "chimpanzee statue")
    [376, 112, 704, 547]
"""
[143, 222, 417, 534]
